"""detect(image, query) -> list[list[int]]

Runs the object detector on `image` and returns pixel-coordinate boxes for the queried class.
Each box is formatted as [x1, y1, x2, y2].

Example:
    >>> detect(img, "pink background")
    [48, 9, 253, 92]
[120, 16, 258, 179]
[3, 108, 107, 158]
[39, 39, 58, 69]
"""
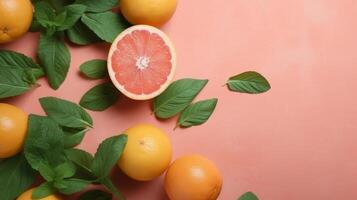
[2, 0, 357, 199]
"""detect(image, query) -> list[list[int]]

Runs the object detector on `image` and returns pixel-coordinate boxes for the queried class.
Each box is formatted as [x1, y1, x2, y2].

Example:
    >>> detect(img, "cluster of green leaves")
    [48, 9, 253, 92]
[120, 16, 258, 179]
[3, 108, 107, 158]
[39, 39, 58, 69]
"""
[238, 192, 259, 200]
[153, 71, 271, 129]
[0, 97, 128, 200]
[31, 0, 130, 89]
[0, 50, 44, 99]
[79, 59, 120, 111]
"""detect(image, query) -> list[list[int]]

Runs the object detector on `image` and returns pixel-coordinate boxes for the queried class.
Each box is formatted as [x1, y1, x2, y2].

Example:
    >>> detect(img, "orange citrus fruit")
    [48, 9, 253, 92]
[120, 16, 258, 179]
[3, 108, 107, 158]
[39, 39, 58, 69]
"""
[108, 25, 176, 100]
[0, 103, 28, 158]
[0, 0, 33, 44]
[17, 188, 61, 200]
[164, 154, 223, 200]
[120, 0, 177, 26]
[118, 124, 172, 181]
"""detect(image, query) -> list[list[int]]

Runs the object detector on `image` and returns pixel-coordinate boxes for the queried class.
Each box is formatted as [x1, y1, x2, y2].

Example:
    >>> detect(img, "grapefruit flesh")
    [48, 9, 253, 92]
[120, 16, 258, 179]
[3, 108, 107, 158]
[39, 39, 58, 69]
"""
[108, 25, 176, 100]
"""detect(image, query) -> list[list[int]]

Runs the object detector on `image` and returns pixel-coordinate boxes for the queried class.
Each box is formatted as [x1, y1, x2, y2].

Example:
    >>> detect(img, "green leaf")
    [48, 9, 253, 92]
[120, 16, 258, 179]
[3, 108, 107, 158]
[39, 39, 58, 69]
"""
[91, 135, 127, 178]
[177, 98, 218, 128]
[100, 177, 125, 200]
[54, 162, 76, 179]
[40, 97, 93, 128]
[37, 33, 71, 89]
[80, 59, 108, 79]
[153, 79, 208, 119]
[81, 12, 131, 42]
[32, 182, 56, 199]
[0, 68, 33, 99]
[78, 190, 112, 200]
[65, 149, 94, 171]
[24, 115, 66, 170]
[38, 163, 56, 182]
[56, 4, 87, 31]
[46, 0, 75, 11]
[0, 154, 36, 200]
[238, 192, 259, 200]
[66, 21, 102, 45]
[227, 71, 271, 94]
[55, 179, 90, 195]
[75, 0, 118, 13]
[63, 128, 88, 148]
[80, 82, 119, 111]
[34, 1, 57, 29]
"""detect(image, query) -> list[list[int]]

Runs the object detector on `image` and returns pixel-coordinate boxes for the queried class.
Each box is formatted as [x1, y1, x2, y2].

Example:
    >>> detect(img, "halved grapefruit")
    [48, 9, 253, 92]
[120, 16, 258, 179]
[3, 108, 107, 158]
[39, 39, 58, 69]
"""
[108, 25, 177, 100]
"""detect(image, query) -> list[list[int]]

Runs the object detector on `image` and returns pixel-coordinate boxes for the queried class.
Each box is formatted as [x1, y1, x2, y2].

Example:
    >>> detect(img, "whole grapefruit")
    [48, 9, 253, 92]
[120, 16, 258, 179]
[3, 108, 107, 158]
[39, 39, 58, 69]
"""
[0, 0, 33, 44]
[118, 124, 172, 181]
[0, 103, 28, 158]
[164, 154, 223, 200]
[120, 0, 177, 26]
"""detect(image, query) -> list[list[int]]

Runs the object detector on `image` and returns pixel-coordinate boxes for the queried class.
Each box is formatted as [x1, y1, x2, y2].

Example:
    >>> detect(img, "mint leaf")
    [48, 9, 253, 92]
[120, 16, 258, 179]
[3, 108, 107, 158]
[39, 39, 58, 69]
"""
[100, 177, 125, 200]
[56, 179, 90, 195]
[32, 182, 56, 199]
[153, 79, 208, 119]
[80, 82, 119, 111]
[0, 154, 36, 200]
[37, 33, 70, 89]
[38, 163, 55, 182]
[66, 21, 102, 45]
[81, 12, 130, 42]
[0, 50, 42, 70]
[80, 59, 108, 79]
[65, 149, 94, 172]
[40, 97, 93, 128]
[177, 98, 218, 128]
[54, 162, 76, 179]
[34, 1, 57, 29]
[56, 4, 87, 31]
[63, 128, 88, 148]
[227, 71, 271, 94]
[75, 0, 118, 13]
[0, 68, 33, 99]
[238, 192, 259, 200]
[78, 190, 112, 200]
[91, 135, 127, 178]
[24, 115, 66, 170]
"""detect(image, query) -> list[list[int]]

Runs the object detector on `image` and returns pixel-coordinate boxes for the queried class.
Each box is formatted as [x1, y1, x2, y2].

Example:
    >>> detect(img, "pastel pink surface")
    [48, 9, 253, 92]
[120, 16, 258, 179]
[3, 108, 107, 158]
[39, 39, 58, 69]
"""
[1, 0, 357, 199]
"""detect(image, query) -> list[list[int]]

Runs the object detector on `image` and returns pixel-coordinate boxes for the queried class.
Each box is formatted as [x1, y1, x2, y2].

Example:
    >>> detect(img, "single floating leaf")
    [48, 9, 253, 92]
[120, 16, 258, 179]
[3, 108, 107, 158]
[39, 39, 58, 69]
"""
[37, 33, 71, 90]
[238, 192, 259, 200]
[40, 97, 93, 128]
[153, 79, 208, 119]
[80, 82, 119, 111]
[0, 154, 36, 200]
[177, 98, 218, 128]
[81, 12, 131, 42]
[227, 71, 270, 94]
[80, 59, 108, 79]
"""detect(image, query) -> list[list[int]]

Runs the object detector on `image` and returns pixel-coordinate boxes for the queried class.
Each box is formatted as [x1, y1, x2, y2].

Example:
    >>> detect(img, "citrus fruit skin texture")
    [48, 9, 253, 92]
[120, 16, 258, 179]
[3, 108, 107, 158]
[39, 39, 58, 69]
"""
[17, 188, 61, 200]
[164, 155, 223, 200]
[118, 124, 172, 181]
[0, 0, 33, 44]
[108, 25, 177, 100]
[120, 0, 177, 27]
[0, 103, 28, 159]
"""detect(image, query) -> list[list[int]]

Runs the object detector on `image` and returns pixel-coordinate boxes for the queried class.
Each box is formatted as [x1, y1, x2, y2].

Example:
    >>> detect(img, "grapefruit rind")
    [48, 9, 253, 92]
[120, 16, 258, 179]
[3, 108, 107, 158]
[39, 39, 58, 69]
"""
[108, 25, 177, 100]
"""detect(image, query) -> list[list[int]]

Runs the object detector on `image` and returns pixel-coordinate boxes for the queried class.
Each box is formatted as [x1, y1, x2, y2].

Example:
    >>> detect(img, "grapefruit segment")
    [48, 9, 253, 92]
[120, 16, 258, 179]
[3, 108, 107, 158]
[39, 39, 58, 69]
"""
[108, 25, 177, 100]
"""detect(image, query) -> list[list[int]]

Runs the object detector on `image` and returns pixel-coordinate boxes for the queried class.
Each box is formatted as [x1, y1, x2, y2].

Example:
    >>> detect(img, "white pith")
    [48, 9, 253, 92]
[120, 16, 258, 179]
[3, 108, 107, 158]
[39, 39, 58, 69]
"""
[136, 56, 150, 70]
[107, 25, 177, 101]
